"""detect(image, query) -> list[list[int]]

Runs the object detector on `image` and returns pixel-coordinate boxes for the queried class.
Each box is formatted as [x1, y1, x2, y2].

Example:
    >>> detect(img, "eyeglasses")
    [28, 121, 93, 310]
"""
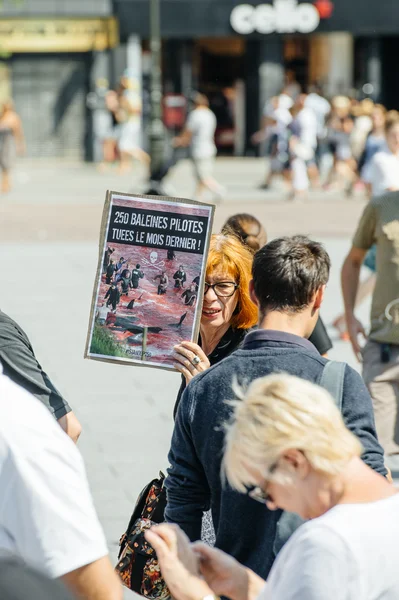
[204, 281, 238, 298]
[248, 463, 278, 504]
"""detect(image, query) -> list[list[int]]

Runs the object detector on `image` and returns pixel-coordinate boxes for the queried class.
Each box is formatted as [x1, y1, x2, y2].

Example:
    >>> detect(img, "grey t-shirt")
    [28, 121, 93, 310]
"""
[0, 311, 70, 419]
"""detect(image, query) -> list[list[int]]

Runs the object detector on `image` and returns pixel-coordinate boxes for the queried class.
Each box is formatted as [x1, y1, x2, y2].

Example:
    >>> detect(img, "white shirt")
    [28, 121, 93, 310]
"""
[294, 107, 318, 150]
[263, 98, 292, 138]
[186, 108, 217, 159]
[363, 150, 399, 196]
[305, 93, 330, 137]
[0, 370, 108, 578]
[259, 494, 399, 600]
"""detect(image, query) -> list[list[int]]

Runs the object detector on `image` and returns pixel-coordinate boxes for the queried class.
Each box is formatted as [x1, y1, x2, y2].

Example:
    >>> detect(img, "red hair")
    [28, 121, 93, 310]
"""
[206, 234, 258, 330]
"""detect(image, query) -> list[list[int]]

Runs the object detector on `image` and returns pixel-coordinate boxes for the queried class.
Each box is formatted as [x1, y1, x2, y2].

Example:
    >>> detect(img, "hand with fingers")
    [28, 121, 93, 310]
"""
[347, 316, 367, 362]
[172, 341, 211, 384]
[144, 524, 212, 600]
[192, 542, 248, 600]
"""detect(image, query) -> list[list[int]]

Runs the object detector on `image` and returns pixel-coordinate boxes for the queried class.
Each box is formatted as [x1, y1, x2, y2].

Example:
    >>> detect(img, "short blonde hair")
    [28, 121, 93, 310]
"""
[223, 373, 362, 493]
[206, 234, 258, 330]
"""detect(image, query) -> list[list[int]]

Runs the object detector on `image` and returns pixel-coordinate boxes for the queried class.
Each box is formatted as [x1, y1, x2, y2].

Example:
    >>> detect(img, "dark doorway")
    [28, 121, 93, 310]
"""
[382, 37, 399, 110]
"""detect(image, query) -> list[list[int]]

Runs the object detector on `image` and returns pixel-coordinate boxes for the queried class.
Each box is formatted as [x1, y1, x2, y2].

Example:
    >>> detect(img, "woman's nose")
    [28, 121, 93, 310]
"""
[204, 286, 218, 301]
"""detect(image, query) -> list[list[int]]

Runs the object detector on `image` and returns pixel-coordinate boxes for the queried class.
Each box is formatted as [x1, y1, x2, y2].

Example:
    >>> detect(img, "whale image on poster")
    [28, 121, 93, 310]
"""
[85, 191, 214, 370]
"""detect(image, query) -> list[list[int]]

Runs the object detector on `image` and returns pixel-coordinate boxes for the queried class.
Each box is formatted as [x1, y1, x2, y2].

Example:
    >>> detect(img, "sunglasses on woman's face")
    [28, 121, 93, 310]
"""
[248, 463, 278, 504]
[204, 281, 238, 298]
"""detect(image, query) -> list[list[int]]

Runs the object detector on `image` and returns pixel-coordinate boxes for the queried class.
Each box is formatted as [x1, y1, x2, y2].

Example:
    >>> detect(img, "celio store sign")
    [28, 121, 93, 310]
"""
[230, 0, 332, 34]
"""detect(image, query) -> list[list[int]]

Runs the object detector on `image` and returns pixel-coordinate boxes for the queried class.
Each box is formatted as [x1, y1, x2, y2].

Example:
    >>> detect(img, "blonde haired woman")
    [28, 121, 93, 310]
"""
[146, 374, 399, 600]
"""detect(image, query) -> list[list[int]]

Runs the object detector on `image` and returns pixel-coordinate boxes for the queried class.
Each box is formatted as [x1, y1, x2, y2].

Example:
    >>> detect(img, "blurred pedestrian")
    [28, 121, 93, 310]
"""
[362, 113, 399, 196]
[282, 69, 301, 101]
[254, 95, 292, 191]
[0, 99, 25, 193]
[360, 104, 387, 191]
[174, 93, 226, 202]
[0, 309, 81, 442]
[289, 94, 319, 200]
[147, 373, 398, 600]
[116, 73, 150, 173]
[305, 83, 331, 174]
[0, 368, 122, 600]
[99, 90, 120, 171]
[166, 236, 386, 580]
[342, 188, 399, 465]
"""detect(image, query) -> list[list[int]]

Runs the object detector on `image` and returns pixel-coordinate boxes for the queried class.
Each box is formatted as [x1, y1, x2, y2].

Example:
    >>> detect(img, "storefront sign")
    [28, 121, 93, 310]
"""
[230, 1, 322, 34]
[0, 18, 119, 53]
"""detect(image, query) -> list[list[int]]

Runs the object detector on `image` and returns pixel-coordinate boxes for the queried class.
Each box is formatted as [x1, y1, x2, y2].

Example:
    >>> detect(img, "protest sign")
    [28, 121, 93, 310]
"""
[85, 191, 214, 370]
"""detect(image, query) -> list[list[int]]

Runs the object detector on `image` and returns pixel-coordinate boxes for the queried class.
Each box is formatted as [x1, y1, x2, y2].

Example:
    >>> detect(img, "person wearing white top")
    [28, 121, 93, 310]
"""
[174, 93, 225, 202]
[0, 367, 122, 600]
[289, 94, 319, 197]
[363, 116, 399, 197]
[144, 373, 397, 600]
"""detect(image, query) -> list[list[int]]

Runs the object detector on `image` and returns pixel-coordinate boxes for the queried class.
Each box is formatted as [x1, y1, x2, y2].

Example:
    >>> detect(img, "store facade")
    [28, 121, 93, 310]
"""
[0, 0, 118, 160]
[114, 0, 399, 155]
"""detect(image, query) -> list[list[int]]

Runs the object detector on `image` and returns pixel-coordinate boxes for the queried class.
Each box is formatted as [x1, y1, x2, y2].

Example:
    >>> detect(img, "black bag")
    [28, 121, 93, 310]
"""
[115, 472, 169, 599]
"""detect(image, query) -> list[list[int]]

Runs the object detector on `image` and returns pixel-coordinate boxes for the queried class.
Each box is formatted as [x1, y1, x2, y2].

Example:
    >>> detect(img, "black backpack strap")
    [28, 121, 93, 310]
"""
[319, 360, 346, 411]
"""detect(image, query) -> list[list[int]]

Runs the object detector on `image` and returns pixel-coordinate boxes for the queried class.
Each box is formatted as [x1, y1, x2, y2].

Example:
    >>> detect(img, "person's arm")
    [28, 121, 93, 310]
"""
[341, 248, 367, 361]
[14, 115, 26, 155]
[165, 385, 210, 541]
[61, 557, 122, 600]
[342, 202, 376, 361]
[0, 343, 81, 441]
[342, 365, 387, 477]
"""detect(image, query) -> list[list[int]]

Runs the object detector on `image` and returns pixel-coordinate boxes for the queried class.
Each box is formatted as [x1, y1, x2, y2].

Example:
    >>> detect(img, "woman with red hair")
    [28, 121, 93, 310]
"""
[173, 233, 257, 417]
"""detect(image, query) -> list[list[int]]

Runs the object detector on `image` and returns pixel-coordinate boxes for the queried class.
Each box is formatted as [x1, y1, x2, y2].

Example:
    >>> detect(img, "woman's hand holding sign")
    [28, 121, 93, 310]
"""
[173, 341, 211, 383]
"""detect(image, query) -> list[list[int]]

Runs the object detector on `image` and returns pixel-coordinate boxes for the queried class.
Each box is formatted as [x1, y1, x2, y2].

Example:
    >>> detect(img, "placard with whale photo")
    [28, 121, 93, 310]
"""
[85, 191, 214, 370]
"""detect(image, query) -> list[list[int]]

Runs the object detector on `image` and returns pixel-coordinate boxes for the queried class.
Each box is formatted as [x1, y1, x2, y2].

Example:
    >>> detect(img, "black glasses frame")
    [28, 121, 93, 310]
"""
[204, 281, 239, 298]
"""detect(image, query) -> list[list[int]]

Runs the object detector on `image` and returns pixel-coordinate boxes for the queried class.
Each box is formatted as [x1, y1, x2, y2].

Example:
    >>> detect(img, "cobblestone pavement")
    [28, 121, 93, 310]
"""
[0, 159, 373, 597]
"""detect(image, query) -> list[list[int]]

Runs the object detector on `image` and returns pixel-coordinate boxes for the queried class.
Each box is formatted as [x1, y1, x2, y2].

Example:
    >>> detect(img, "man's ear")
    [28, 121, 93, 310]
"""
[313, 285, 326, 310]
[249, 280, 259, 307]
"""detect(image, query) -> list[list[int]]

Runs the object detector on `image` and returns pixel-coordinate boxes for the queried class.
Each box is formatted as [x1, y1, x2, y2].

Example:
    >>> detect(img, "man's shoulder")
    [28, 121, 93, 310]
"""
[0, 373, 59, 448]
[370, 190, 399, 213]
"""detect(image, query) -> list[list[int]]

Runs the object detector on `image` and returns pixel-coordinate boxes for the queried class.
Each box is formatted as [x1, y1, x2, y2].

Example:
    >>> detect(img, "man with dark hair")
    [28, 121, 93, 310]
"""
[165, 235, 386, 580]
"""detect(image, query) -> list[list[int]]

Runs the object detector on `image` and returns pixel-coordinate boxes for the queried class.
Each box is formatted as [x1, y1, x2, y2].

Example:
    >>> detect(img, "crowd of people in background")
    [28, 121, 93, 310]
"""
[253, 70, 399, 201]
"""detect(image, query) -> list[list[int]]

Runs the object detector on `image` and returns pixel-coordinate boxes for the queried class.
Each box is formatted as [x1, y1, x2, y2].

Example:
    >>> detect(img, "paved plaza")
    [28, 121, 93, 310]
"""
[0, 158, 372, 596]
